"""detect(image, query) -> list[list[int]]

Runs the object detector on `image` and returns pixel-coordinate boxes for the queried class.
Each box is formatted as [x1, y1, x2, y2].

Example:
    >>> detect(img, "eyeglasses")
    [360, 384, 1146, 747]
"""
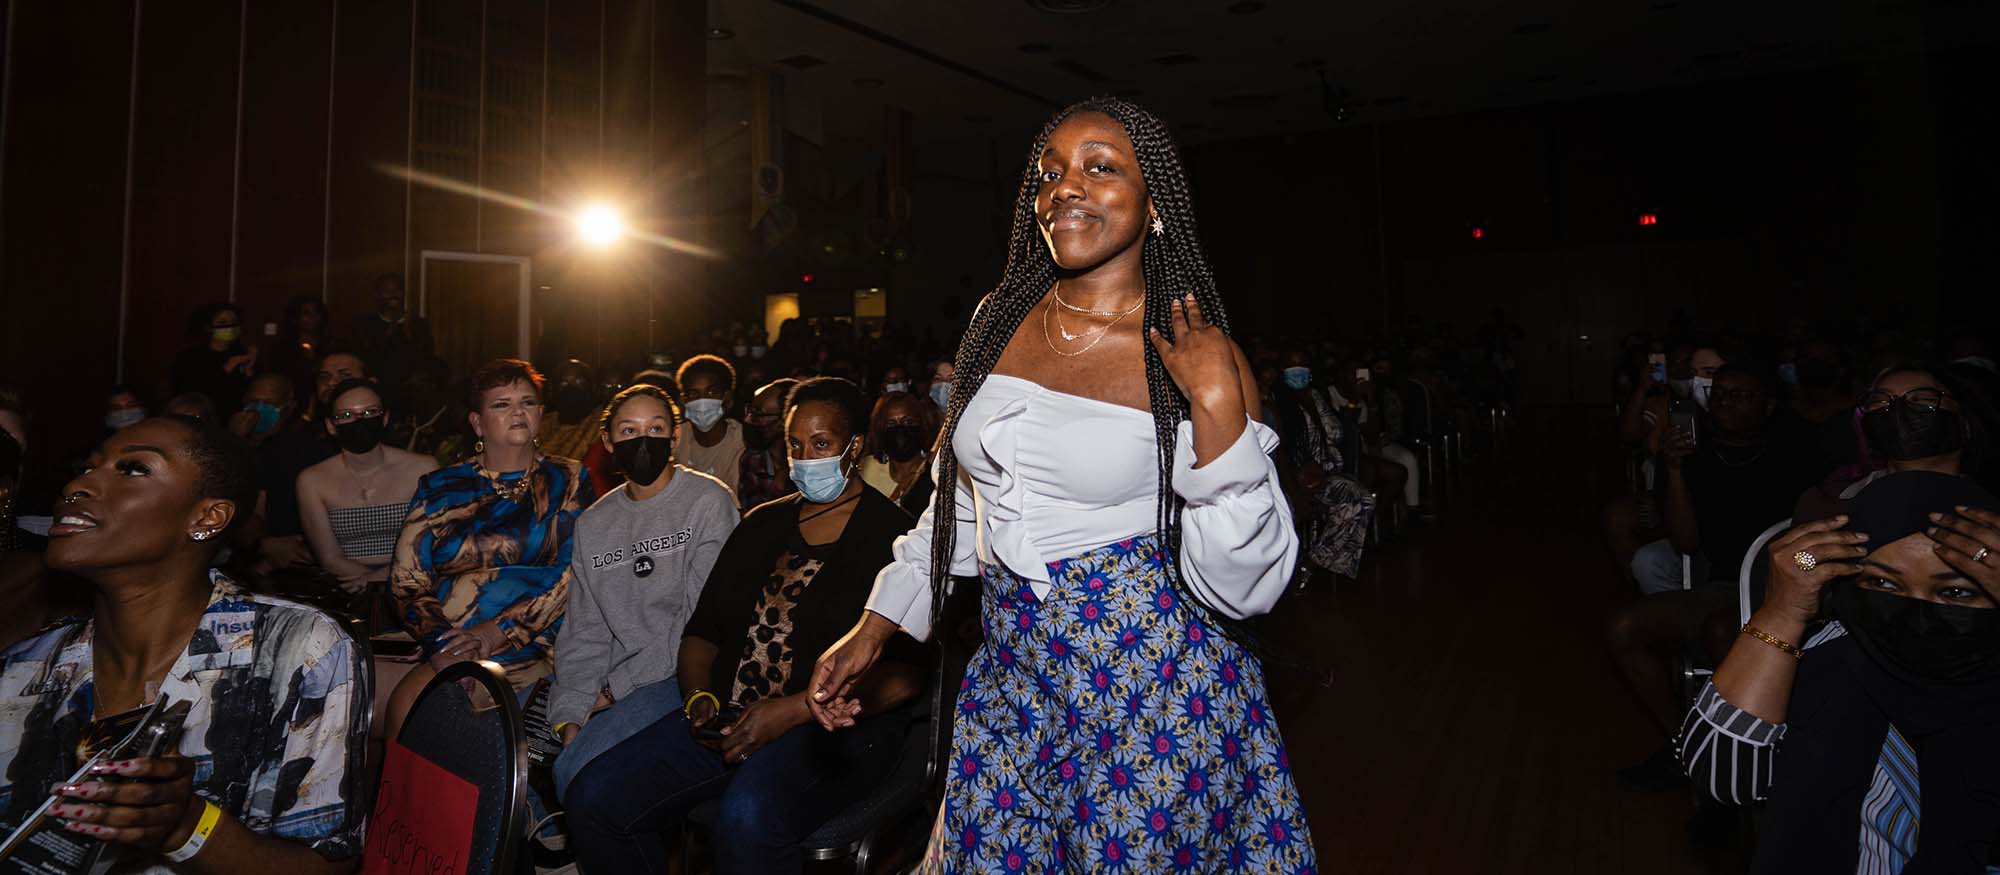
[330, 407, 384, 424]
[1859, 388, 1950, 413]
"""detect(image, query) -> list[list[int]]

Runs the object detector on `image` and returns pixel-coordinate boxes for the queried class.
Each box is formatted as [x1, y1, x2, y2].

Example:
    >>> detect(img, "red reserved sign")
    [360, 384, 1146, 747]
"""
[361, 740, 479, 875]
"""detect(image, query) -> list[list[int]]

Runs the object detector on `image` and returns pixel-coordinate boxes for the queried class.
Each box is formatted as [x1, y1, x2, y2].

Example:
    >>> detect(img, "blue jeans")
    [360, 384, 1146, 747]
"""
[564, 706, 911, 875]
[552, 678, 682, 801]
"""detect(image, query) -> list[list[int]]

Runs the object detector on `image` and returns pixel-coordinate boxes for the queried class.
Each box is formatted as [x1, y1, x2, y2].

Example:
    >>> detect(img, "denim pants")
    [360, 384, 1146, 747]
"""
[564, 706, 911, 875]
[552, 678, 683, 801]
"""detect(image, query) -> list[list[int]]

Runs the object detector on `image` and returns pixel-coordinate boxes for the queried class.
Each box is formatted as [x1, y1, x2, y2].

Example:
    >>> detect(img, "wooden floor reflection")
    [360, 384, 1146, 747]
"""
[1255, 409, 1751, 874]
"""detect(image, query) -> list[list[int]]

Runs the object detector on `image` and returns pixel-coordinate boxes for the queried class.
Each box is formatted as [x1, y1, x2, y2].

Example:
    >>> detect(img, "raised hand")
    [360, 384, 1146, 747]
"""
[1928, 505, 2000, 602]
[1761, 516, 1868, 627]
[1148, 293, 1244, 415]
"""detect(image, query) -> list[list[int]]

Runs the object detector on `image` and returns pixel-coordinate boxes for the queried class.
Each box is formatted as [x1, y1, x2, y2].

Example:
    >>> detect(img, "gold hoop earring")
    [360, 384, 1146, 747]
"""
[475, 439, 485, 454]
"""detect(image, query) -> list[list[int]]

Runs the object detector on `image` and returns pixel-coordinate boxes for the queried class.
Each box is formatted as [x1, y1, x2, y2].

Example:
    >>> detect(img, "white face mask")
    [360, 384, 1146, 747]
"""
[684, 398, 726, 432]
[1690, 376, 1714, 410]
[883, 381, 911, 395]
[105, 408, 146, 431]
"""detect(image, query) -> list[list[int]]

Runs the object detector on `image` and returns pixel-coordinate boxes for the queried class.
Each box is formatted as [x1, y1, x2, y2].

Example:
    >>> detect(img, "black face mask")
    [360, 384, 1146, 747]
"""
[1831, 581, 2000, 680]
[743, 422, 777, 450]
[881, 425, 924, 462]
[334, 417, 384, 455]
[1860, 399, 1965, 461]
[613, 435, 672, 486]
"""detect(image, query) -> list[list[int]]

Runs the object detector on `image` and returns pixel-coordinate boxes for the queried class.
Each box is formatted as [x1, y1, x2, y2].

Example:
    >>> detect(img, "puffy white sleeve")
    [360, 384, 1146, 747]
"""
[1171, 416, 1299, 619]
[864, 461, 979, 641]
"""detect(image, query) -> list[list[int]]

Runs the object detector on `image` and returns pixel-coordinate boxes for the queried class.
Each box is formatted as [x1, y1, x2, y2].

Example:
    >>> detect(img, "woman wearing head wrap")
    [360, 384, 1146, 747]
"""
[1679, 470, 2000, 873]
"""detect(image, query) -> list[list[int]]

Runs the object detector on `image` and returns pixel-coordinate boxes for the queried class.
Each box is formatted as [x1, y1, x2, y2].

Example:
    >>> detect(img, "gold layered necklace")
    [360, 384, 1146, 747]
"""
[1041, 285, 1143, 357]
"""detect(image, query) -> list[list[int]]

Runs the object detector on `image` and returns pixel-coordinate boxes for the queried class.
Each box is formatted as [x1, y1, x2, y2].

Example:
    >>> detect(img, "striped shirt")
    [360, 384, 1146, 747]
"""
[1677, 622, 2000, 874]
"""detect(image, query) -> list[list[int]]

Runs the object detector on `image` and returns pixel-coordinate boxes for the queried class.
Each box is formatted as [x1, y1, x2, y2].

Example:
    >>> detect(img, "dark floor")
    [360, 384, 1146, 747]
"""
[1253, 408, 1752, 874]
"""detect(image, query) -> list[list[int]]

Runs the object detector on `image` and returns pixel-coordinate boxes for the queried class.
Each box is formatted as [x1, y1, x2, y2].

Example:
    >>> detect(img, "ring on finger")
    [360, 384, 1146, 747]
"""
[1793, 550, 1819, 572]
[1976, 546, 1992, 563]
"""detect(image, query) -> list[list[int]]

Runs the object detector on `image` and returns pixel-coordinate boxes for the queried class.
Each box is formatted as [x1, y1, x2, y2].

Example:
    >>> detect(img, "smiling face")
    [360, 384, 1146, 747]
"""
[1036, 112, 1152, 273]
[1857, 532, 1998, 608]
[47, 419, 235, 575]
[468, 380, 543, 449]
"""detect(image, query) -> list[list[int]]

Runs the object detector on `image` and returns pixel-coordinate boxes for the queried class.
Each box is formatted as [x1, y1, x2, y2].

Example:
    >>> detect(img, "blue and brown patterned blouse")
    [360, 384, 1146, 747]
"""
[390, 454, 594, 688]
[0, 572, 370, 869]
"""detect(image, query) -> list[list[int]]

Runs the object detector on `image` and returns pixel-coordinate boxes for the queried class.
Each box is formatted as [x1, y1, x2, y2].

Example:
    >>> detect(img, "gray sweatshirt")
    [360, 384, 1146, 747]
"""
[551, 466, 739, 728]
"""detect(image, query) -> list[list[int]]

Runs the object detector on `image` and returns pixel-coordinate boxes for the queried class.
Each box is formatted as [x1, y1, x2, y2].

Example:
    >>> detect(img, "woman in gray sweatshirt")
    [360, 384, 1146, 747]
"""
[550, 384, 740, 797]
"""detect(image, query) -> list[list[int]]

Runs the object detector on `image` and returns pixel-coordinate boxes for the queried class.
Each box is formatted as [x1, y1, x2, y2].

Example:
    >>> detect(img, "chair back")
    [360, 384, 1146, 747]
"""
[394, 660, 527, 875]
[1402, 378, 1434, 438]
[1740, 518, 1793, 627]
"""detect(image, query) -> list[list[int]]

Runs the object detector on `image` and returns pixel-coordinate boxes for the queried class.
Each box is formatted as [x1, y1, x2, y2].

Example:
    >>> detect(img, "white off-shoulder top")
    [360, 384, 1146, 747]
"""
[863, 374, 1299, 640]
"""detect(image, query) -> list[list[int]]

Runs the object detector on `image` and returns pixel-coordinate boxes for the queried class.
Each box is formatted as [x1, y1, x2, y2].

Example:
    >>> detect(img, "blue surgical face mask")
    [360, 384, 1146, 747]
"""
[1777, 362, 1799, 387]
[791, 440, 857, 503]
[104, 408, 146, 431]
[245, 401, 284, 436]
[929, 383, 951, 410]
[1282, 366, 1312, 391]
[684, 398, 726, 432]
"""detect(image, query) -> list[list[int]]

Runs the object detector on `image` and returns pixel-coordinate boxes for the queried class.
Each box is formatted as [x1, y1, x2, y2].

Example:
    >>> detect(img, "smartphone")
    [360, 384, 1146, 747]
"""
[693, 705, 745, 742]
[1647, 353, 1667, 384]
[1355, 368, 1371, 383]
[1668, 400, 1699, 444]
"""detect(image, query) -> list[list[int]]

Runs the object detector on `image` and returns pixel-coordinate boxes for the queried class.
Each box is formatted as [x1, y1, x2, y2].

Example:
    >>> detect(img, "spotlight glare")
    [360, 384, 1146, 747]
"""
[576, 204, 624, 247]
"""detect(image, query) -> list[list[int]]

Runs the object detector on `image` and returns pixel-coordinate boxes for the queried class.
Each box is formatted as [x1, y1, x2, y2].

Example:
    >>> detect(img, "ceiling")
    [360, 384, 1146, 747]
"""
[702, 0, 2000, 152]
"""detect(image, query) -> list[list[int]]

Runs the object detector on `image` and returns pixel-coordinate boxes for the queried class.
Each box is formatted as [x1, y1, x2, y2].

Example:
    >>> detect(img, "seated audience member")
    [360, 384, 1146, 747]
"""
[310, 348, 367, 420]
[163, 392, 218, 425]
[296, 379, 438, 593]
[104, 384, 147, 433]
[1795, 366, 1980, 522]
[551, 385, 739, 798]
[1327, 360, 1411, 513]
[267, 295, 332, 405]
[0, 415, 368, 872]
[235, 373, 336, 576]
[1774, 339, 1860, 474]
[1272, 351, 1377, 578]
[350, 272, 431, 390]
[1682, 472, 2000, 872]
[736, 379, 797, 510]
[541, 358, 606, 462]
[675, 354, 745, 497]
[564, 378, 928, 875]
[1618, 341, 1695, 454]
[385, 358, 593, 737]
[877, 364, 912, 395]
[1612, 362, 1832, 789]
[857, 391, 939, 508]
[169, 301, 257, 415]
[923, 357, 956, 413]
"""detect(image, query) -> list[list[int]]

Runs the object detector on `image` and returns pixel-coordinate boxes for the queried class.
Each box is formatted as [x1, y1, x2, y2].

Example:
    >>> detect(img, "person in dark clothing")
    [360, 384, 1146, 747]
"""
[266, 295, 333, 407]
[235, 373, 336, 575]
[169, 301, 258, 416]
[564, 377, 927, 875]
[1610, 362, 1833, 790]
[350, 272, 432, 389]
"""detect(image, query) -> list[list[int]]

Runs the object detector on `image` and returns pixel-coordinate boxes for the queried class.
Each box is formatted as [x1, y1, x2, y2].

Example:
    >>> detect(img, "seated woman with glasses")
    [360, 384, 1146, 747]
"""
[1793, 366, 1982, 523]
[296, 379, 438, 593]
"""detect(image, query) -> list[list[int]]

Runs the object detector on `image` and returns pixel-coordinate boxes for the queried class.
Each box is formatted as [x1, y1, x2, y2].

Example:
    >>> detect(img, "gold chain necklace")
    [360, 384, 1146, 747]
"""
[1042, 298, 1140, 357]
[1052, 284, 1144, 318]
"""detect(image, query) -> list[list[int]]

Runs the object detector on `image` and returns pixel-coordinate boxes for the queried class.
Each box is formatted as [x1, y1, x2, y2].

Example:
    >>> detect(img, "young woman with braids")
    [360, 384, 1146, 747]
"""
[806, 98, 1314, 872]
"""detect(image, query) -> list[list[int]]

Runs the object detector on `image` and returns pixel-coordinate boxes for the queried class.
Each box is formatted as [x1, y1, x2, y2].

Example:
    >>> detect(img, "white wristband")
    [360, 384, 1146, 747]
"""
[165, 799, 222, 863]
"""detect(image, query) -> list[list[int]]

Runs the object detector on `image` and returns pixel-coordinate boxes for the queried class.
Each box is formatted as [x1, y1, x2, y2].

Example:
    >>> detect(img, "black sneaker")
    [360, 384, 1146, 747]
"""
[1616, 744, 1689, 792]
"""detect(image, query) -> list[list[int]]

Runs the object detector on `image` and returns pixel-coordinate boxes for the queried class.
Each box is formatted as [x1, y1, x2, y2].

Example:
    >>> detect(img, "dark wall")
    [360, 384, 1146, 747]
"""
[1, 0, 707, 458]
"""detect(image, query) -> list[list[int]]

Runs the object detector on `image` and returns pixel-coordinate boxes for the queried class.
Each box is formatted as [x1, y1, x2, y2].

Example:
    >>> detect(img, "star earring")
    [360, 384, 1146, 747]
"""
[1151, 213, 1165, 236]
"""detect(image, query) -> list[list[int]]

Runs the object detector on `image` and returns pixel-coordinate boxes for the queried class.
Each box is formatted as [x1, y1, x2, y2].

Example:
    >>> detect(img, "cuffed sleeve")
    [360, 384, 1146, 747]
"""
[1677, 680, 1784, 806]
[865, 461, 977, 641]
[1171, 417, 1299, 619]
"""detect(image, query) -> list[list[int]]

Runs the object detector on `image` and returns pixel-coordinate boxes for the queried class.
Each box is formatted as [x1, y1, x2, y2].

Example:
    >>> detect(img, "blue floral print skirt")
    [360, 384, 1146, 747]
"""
[921, 535, 1317, 873]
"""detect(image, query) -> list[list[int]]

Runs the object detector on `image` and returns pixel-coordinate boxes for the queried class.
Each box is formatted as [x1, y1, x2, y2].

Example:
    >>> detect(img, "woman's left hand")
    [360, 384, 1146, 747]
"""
[49, 755, 200, 849]
[1929, 506, 2000, 600]
[1149, 293, 1244, 414]
[719, 695, 809, 766]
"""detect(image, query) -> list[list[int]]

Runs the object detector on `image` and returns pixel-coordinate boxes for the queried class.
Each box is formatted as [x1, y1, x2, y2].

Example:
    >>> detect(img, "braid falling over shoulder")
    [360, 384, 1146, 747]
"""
[925, 96, 1250, 640]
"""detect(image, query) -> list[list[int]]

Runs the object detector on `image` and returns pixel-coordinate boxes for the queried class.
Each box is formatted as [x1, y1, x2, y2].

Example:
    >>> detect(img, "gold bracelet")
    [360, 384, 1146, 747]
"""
[1741, 624, 1804, 660]
[683, 690, 719, 720]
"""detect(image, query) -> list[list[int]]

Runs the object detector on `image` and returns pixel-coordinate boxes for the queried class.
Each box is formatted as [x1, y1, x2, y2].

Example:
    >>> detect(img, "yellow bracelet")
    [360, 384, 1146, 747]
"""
[165, 799, 222, 863]
[683, 690, 719, 721]
[1741, 624, 1804, 660]
[553, 722, 577, 738]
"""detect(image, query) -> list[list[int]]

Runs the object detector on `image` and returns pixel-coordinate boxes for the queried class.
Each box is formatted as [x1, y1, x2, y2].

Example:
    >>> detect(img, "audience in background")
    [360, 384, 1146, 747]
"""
[737, 378, 797, 509]
[297, 379, 438, 593]
[1682, 472, 2000, 873]
[675, 354, 745, 498]
[857, 391, 938, 510]
[1271, 349, 1376, 579]
[565, 378, 926, 875]
[170, 301, 258, 416]
[164, 392, 218, 424]
[11, 415, 369, 872]
[103, 384, 146, 433]
[1612, 362, 1832, 790]
[386, 358, 593, 737]
[552, 384, 738, 800]
[237, 372, 336, 577]
[1794, 366, 1975, 522]
[541, 358, 605, 462]
[268, 295, 332, 406]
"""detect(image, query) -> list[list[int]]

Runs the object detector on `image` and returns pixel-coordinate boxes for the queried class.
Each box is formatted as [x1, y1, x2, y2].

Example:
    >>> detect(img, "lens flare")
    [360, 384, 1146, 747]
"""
[577, 204, 623, 247]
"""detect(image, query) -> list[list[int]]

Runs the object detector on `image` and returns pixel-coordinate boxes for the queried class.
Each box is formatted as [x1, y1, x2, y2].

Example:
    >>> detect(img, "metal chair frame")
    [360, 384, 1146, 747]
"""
[397, 659, 529, 875]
